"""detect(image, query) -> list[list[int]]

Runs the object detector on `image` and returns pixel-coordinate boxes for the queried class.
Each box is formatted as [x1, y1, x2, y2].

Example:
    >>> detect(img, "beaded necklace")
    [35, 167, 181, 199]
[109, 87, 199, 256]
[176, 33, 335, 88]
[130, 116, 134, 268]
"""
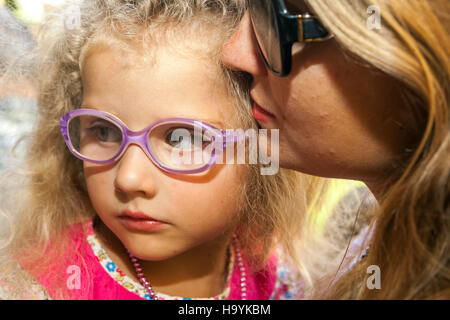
[127, 235, 247, 300]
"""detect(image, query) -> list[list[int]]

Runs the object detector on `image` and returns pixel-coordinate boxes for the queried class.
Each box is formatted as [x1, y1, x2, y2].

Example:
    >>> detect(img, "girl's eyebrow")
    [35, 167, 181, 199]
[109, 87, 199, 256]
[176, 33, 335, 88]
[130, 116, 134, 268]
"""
[195, 119, 225, 129]
[80, 105, 101, 111]
[80, 105, 225, 128]
[80, 104, 121, 118]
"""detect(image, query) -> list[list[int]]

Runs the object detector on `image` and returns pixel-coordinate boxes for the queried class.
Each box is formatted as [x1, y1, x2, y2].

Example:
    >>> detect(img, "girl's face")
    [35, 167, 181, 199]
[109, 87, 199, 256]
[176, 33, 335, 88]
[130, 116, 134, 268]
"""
[81, 45, 245, 261]
[222, 11, 418, 191]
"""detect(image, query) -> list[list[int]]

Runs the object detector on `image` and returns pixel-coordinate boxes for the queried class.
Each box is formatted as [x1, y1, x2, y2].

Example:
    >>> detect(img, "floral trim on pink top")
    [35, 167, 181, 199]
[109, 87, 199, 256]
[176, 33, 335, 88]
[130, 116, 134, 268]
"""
[84, 219, 304, 300]
[87, 229, 233, 300]
[12, 218, 305, 300]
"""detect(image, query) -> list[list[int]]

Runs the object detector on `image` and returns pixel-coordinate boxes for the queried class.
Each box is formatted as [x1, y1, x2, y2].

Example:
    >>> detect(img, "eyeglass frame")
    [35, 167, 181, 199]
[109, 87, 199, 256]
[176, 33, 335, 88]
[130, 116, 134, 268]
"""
[59, 108, 244, 175]
[247, 0, 333, 77]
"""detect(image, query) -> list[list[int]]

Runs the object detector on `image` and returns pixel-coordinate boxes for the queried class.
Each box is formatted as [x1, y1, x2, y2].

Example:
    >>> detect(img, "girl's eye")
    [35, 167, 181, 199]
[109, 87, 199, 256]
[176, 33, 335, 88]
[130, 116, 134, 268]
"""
[164, 127, 210, 150]
[89, 123, 121, 143]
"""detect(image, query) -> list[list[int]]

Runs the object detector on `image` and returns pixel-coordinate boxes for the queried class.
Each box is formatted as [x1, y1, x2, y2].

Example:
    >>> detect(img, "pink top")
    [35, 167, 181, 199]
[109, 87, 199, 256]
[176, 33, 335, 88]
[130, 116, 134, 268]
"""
[27, 220, 301, 300]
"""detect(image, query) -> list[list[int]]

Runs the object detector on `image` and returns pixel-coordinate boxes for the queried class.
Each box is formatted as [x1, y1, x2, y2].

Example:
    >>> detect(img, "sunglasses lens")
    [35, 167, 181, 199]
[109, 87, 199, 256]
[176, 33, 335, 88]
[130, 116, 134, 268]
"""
[248, 0, 283, 74]
[148, 122, 218, 172]
[68, 115, 123, 162]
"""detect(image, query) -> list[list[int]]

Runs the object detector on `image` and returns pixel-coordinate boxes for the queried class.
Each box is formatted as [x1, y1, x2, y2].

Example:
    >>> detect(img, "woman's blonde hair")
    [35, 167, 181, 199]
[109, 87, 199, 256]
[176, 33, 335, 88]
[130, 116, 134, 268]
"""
[303, 0, 450, 299]
[0, 0, 309, 299]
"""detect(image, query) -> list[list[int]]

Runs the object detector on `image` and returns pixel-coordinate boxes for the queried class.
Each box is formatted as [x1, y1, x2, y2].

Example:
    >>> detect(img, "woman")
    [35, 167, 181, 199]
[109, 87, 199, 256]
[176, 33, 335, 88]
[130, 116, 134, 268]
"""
[222, 0, 449, 299]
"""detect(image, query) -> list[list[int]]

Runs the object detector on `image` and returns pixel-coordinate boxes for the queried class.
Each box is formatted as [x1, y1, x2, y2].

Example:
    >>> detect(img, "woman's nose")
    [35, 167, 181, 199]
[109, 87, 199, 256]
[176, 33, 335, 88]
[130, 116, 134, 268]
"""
[221, 10, 267, 76]
[114, 145, 158, 199]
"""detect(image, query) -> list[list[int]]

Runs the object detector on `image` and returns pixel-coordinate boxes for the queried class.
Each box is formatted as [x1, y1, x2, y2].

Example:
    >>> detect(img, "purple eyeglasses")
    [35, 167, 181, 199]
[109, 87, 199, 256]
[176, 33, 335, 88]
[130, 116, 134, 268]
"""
[59, 108, 242, 175]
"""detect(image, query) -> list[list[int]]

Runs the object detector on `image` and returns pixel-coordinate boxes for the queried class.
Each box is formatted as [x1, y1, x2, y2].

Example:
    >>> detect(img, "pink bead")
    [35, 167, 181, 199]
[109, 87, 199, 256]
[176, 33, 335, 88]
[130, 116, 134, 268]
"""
[126, 233, 250, 300]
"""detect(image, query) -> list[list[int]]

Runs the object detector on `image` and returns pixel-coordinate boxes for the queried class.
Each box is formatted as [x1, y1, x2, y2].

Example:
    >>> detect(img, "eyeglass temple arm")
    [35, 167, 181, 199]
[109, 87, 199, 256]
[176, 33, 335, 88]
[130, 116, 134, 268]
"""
[221, 130, 250, 148]
[297, 14, 331, 42]
[60, 113, 70, 140]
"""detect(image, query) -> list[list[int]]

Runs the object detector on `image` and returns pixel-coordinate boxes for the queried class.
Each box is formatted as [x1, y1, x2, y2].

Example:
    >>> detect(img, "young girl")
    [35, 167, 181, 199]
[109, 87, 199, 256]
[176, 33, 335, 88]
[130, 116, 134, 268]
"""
[0, 0, 308, 300]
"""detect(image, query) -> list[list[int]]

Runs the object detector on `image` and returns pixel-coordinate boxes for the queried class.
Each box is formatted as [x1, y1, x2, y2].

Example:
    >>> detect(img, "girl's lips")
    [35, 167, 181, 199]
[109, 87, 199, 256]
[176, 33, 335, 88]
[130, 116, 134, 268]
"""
[252, 101, 275, 122]
[119, 211, 168, 232]
[119, 217, 167, 232]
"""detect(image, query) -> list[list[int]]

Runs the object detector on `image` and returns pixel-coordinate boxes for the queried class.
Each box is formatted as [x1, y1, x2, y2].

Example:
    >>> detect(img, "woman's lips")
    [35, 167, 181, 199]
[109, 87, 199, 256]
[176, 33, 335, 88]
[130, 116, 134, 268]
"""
[118, 211, 167, 232]
[252, 101, 275, 122]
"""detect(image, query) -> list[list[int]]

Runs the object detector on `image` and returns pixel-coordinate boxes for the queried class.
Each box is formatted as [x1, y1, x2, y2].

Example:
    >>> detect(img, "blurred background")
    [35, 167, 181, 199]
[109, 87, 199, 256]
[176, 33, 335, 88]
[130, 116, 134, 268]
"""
[1, 0, 66, 25]
[1, 0, 74, 172]
[0, 0, 47, 173]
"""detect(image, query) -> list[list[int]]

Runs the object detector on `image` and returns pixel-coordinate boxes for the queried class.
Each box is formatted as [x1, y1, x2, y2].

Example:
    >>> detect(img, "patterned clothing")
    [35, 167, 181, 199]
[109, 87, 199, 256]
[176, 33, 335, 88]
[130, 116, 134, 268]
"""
[20, 219, 304, 300]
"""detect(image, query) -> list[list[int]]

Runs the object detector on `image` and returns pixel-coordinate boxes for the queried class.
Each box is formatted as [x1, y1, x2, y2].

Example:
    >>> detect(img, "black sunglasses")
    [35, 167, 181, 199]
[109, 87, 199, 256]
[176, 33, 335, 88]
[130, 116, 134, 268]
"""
[247, 0, 332, 77]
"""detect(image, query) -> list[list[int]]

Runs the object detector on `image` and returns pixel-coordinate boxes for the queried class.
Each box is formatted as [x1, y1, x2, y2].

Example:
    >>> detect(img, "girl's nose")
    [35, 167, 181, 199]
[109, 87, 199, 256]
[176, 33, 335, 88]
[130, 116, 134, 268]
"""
[114, 145, 158, 199]
[221, 10, 267, 76]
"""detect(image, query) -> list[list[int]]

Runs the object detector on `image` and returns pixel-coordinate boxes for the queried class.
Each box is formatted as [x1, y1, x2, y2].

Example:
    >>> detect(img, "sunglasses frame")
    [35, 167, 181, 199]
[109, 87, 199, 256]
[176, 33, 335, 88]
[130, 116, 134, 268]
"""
[60, 108, 242, 175]
[248, 0, 332, 77]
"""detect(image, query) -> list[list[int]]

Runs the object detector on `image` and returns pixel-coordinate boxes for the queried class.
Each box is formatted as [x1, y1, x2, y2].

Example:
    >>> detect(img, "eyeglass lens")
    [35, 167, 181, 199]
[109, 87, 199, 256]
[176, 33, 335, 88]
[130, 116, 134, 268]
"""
[248, 0, 283, 74]
[67, 115, 216, 171]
